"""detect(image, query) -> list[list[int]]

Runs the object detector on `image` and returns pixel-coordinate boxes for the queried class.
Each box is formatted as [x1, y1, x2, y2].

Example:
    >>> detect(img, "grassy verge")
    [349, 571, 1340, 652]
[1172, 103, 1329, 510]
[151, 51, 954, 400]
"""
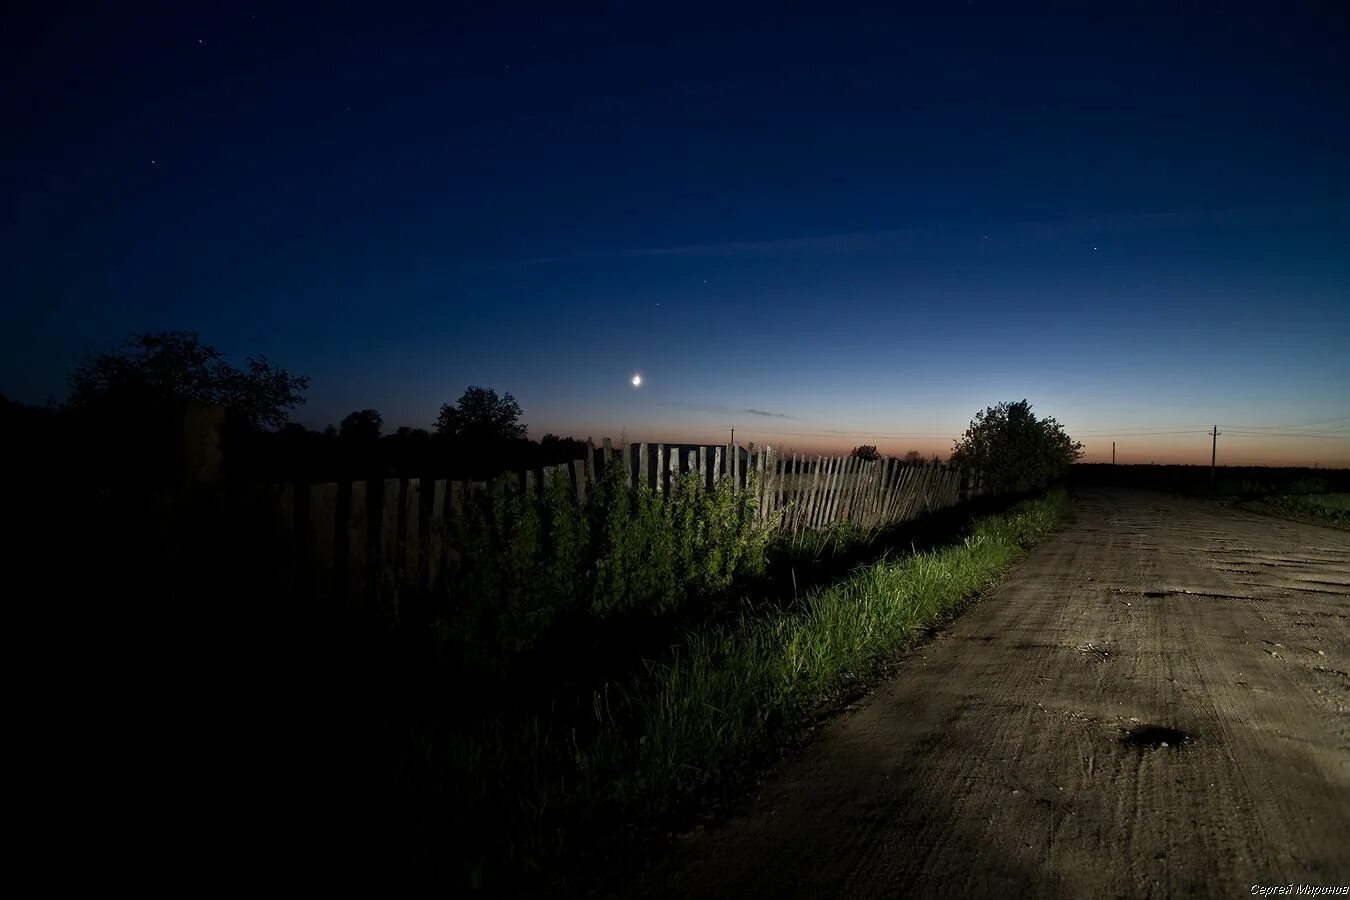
[1240, 492, 1350, 530]
[421, 488, 1073, 893]
[626, 487, 1071, 807]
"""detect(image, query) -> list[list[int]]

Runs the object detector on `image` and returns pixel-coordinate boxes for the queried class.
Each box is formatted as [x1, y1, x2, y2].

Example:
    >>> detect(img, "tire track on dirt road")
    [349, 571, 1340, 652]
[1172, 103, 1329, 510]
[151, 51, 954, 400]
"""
[626, 489, 1350, 898]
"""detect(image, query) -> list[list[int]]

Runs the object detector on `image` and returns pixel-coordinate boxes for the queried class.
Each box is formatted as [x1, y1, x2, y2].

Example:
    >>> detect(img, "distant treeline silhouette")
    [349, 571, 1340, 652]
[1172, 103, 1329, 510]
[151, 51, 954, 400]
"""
[0, 330, 587, 485]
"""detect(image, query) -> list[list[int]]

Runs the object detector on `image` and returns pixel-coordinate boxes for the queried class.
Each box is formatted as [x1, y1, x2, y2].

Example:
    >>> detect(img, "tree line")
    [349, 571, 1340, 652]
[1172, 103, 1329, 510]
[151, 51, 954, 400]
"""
[1, 331, 584, 484]
[2, 330, 1084, 491]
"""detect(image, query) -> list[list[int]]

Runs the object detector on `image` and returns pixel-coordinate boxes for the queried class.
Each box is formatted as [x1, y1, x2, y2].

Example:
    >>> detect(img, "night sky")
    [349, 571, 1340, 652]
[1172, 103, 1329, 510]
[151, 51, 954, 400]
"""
[4, 3, 1348, 465]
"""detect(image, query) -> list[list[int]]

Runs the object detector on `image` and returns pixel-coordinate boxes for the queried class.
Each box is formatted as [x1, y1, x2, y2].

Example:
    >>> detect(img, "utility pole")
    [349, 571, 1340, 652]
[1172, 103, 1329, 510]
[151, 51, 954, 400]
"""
[730, 427, 735, 447]
[1209, 425, 1221, 492]
[1112, 441, 1116, 465]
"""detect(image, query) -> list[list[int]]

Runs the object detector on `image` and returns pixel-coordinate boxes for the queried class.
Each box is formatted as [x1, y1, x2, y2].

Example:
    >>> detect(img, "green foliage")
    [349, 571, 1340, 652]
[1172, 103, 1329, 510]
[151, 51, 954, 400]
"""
[1253, 492, 1350, 529]
[430, 487, 1073, 893]
[542, 467, 588, 604]
[590, 460, 768, 616]
[441, 455, 773, 655]
[630, 488, 1071, 803]
[1287, 477, 1331, 495]
[950, 399, 1083, 494]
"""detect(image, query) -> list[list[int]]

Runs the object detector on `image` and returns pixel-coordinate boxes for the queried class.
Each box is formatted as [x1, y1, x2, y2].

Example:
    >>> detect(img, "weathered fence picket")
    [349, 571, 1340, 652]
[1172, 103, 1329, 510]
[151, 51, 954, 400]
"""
[309, 481, 336, 607]
[346, 481, 368, 616]
[154, 438, 979, 628]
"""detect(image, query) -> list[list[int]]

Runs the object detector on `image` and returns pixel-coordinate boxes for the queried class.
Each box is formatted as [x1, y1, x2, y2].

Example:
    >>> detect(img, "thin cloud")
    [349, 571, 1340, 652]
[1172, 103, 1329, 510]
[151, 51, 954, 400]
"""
[624, 228, 929, 259]
[655, 399, 796, 420]
[492, 202, 1348, 269]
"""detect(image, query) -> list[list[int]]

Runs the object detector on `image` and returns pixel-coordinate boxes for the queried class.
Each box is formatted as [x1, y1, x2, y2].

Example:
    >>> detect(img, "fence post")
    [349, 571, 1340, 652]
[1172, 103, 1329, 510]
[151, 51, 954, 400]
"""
[819, 455, 840, 526]
[377, 479, 401, 626]
[799, 456, 817, 529]
[347, 481, 368, 621]
[798, 456, 815, 530]
[843, 456, 861, 524]
[309, 482, 337, 608]
[428, 479, 446, 592]
[402, 479, 421, 598]
[272, 483, 297, 600]
[571, 459, 587, 507]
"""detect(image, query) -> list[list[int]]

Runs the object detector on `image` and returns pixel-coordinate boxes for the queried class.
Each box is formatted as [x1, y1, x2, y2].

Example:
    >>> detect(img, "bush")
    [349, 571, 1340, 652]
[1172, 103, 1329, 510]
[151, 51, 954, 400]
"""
[441, 457, 773, 657]
[950, 400, 1083, 494]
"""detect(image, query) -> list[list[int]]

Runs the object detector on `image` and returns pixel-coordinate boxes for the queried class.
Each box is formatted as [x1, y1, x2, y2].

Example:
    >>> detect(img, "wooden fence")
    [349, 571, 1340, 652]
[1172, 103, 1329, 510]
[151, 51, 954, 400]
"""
[139, 440, 981, 623]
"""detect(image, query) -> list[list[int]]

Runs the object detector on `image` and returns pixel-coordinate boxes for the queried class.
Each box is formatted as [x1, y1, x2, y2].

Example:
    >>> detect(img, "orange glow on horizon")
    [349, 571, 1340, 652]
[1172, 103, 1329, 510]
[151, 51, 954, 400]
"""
[537, 426, 1350, 468]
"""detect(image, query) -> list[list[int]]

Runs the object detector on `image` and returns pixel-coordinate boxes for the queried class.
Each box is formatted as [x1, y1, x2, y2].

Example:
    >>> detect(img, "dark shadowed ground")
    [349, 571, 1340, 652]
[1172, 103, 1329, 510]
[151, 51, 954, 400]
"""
[621, 489, 1350, 898]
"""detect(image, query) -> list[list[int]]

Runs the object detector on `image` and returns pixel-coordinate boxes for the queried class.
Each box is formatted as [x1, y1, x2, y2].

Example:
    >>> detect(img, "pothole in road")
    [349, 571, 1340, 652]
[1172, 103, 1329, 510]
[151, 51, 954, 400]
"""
[1109, 588, 1255, 601]
[1121, 724, 1191, 750]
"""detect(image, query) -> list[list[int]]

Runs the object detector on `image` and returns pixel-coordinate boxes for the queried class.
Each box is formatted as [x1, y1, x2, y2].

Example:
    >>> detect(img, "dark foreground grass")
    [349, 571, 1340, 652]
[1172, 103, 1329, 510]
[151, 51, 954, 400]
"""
[427, 488, 1073, 893]
[1241, 492, 1350, 529]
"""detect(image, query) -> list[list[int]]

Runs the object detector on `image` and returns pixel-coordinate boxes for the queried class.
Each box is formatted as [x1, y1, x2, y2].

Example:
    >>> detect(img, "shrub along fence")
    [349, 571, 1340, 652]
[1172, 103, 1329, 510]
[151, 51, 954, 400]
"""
[132, 439, 981, 634]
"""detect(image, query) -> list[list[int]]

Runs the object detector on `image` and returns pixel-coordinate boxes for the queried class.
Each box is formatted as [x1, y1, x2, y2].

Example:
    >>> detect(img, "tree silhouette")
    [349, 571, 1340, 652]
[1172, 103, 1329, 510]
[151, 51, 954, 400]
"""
[901, 450, 924, 465]
[850, 444, 880, 461]
[435, 387, 527, 442]
[339, 409, 383, 442]
[950, 399, 1084, 493]
[540, 432, 587, 460]
[67, 331, 308, 430]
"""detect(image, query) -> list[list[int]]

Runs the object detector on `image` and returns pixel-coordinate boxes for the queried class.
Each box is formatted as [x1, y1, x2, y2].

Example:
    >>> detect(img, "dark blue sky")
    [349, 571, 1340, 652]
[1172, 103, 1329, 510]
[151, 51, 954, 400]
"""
[4, 2, 1348, 463]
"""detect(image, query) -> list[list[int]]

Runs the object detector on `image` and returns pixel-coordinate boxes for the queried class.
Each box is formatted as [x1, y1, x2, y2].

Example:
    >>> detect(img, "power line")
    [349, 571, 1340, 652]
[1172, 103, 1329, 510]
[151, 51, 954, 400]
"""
[1072, 416, 1350, 435]
[1223, 430, 1350, 439]
[1072, 429, 1208, 437]
[1221, 414, 1350, 430]
[1071, 425, 1210, 434]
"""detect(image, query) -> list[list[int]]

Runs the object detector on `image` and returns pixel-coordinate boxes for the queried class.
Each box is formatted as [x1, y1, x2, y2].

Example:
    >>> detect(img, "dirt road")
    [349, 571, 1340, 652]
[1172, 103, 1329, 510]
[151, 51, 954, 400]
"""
[634, 489, 1350, 898]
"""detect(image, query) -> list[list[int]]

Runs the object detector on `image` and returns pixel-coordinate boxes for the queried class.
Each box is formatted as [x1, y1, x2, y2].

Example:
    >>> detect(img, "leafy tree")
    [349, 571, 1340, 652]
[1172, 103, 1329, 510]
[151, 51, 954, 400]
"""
[950, 399, 1083, 493]
[901, 450, 925, 465]
[435, 386, 527, 442]
[850, 444, 880, 461]
[339, 409, 383, 442]
[67, 330, 308, 429]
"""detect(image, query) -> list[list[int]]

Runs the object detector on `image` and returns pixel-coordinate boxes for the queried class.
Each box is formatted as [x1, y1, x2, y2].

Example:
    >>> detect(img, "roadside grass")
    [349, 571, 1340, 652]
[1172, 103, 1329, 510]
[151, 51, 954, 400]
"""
[427, 488, 1073, 893]
[1241, 492, 1350, 530]
[628, 487, 1072, 807]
